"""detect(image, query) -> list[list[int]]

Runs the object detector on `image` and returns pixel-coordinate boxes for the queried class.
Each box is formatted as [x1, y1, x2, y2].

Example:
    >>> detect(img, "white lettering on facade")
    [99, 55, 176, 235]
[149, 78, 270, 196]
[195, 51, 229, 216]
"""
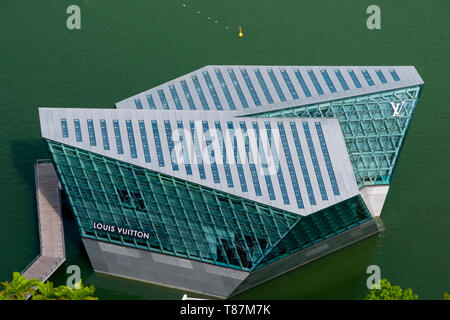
[93, 222, 149, 239]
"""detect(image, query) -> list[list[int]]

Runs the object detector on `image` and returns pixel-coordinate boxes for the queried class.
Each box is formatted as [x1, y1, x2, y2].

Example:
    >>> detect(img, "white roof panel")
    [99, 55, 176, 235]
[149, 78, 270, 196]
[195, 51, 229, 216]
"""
[115, 66, 424, 116]
[39, 108, 360, 217]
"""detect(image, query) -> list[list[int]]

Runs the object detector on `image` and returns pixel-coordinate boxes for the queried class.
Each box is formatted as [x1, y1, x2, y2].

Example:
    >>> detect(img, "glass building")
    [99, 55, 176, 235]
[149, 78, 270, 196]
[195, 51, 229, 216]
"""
[40, 66, 423, 298]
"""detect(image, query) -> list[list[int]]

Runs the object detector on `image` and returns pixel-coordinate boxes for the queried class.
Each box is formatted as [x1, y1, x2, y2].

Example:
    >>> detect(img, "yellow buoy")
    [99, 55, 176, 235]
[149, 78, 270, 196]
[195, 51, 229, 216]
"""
[238, 26, 243, 38]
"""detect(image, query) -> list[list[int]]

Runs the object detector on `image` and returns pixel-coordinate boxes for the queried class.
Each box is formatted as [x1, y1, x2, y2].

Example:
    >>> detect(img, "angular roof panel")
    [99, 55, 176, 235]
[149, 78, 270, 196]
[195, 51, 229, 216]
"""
[39, 108, 359, 217]
[115, 66, 423, 115]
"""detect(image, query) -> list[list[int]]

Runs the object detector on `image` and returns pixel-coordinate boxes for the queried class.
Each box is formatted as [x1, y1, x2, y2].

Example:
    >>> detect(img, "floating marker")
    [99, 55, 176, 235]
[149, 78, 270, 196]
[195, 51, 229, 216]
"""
[238, 26, 243, 38]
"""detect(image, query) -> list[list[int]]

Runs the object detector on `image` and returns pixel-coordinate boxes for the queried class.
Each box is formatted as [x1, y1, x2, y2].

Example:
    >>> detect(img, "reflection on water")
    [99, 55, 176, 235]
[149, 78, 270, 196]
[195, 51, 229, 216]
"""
[233, 235, 379, 300]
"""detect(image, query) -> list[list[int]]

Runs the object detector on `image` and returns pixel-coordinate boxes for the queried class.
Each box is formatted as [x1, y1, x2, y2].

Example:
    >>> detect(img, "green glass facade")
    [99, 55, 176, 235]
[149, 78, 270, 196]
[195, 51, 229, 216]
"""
[46, 140, 372, 272]
[255, 196, 371, 269]
[252, 85, 422, 186]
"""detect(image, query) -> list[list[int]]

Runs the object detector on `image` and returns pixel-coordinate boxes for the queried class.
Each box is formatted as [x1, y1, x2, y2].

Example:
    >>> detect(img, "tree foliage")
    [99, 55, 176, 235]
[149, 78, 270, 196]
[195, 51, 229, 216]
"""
[0, 272, 98, 300]
[0, 272, 41, 300]
[364, 278, 418, 300]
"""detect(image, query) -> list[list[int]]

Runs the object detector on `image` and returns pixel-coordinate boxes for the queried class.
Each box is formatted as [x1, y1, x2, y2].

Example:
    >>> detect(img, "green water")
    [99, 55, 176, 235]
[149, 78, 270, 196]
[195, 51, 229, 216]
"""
[1, 0, 449, 299]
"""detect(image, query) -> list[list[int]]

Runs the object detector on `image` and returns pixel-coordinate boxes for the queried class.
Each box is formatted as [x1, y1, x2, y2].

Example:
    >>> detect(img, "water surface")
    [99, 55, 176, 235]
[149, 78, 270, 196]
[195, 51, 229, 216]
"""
[0, 0, 448, 299]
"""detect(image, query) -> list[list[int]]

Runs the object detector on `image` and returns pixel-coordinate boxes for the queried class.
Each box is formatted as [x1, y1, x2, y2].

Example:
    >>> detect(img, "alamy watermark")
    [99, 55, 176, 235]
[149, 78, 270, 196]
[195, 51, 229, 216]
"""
[366, 5, 381, 30]
[167, 122, 282, 176]
[366, 265, 381, 289]
[66, 265, 81, 289]
[66, 5, 81, 30]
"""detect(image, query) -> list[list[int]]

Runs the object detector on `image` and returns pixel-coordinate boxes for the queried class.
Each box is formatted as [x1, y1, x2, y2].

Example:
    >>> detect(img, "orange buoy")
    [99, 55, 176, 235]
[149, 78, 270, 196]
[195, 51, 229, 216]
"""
[238, 26, 243, 38]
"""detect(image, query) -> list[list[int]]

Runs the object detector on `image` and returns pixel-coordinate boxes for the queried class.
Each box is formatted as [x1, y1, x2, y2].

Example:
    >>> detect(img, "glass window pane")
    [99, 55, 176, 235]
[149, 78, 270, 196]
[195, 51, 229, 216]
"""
[265, 122, 289, 204]
[376, 70, 387, 84]
[191, 75, 210, 110]
[74, 119, 82, 142]
[252, 122, 275, 200]
[277, 122, 304, 208]
[180, 80, 196, 110]
[202, 121, 220, 183]
[390, 69, 400, 81]
[138, 120, 151, 163]
[227, 69, 249, 108]
[169, 85, 183, 110]
[315, 122, 340, 196]
[126, 120, 137, 159]
[164, 120, 178, 170]
[267, 69, 286, 102]
[290, 122, 316, 205]
[239, 121, 261, 196]
[228, 121, 248, 192]
[280, 69, 299, 99]
[100, 120, 110, 150]
[146, 94, 156, 110]
[189, 121, 206, 179]
[61, 119, 69, 138]
[254, 69, 274, 104]
[294, 70, 312, 97]
[302, 122, 327, 201]
[240, 69, 261, 106]
[214, 121, 233, 187]
[348, 70, 362, 88]
[152, 120, 165, 167]
[215, 69, 236, 110]
[87, 119, 96, 146]
[361, 69, 375, 86]
[203, 71, 222, 110]
[113, 120, 123, 154]
[134, 98, 143, 109]
[334, 70, 349, 91]
[307, 70, 324, 95]
[158, 89, 170, 109]
[320, 70, 337, 93]
[177, 121, 192, 175]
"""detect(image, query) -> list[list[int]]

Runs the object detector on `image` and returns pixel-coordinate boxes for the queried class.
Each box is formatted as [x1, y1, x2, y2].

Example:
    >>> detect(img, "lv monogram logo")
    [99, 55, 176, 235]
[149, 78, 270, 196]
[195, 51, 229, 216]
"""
[390, 102, 405, 117]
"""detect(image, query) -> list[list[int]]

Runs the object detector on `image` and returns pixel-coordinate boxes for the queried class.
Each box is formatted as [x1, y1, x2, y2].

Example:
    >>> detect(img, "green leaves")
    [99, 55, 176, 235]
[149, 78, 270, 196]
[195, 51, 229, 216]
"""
[32, 281, 59, 300]
[0, 272, 40, 300]
[0, 272, 98, 300]
[364, 278, 419, 300]
[52, 280, 98, 300]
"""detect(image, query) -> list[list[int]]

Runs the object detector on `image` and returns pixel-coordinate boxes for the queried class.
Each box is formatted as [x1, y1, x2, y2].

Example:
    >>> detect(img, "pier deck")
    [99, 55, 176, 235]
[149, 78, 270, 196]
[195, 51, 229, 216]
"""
[22, 160, 65, 282]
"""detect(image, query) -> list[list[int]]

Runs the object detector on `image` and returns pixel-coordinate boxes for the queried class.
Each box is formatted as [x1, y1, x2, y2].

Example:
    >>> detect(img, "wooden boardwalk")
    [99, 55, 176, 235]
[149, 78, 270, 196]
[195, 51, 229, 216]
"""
[22, 160, 66, 282]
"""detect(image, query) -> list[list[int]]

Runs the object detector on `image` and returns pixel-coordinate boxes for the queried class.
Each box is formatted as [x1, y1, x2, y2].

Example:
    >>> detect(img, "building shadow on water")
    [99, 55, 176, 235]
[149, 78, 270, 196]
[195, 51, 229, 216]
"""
[5, 136, 50, 279]
[231, 234, 380, 300]
[10, 138, 48, 191]
[10, 138, 64, 236]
